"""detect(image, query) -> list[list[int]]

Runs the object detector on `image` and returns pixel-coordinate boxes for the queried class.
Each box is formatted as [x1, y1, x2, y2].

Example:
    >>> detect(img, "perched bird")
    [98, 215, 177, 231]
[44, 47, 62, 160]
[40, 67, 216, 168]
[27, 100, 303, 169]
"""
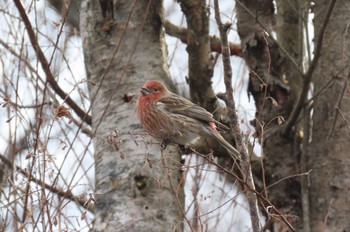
[137, 80, 241, 161]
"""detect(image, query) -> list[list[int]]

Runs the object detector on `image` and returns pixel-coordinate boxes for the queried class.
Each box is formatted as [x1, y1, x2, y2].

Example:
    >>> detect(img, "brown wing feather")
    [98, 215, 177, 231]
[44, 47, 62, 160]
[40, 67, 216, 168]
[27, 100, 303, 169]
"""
[158, 93, 229, 130]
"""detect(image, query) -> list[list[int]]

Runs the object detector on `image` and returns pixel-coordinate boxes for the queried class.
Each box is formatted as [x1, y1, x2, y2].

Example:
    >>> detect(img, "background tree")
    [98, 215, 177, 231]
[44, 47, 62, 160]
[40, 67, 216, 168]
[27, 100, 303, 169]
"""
[309, 0, 350, 230]
[236, 0, 350, 231]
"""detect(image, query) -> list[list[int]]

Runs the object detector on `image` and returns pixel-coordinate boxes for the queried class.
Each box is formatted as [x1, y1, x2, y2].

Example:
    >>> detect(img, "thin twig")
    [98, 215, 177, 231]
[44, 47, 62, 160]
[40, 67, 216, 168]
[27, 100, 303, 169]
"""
[263, 170, 312, 191]
[190, 148, 296, 232]
[335, 107, 350, 132]
[327, 72, 350, 138]
[13, 0, 91, 125]
[160, 151, 195, 232]
[0, 154, 92, 212]
[322, 199, 333, 231]
[213, 1, 261, 231]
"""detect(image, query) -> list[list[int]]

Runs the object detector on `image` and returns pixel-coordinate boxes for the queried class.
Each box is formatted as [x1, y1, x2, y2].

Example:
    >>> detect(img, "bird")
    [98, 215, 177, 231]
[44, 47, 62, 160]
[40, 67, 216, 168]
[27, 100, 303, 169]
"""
[136, 80, 241, 161]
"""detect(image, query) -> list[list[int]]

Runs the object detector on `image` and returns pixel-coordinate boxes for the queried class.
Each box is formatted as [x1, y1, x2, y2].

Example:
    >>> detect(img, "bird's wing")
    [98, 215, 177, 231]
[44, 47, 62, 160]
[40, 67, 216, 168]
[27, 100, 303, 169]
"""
[157, 94, 229, 130]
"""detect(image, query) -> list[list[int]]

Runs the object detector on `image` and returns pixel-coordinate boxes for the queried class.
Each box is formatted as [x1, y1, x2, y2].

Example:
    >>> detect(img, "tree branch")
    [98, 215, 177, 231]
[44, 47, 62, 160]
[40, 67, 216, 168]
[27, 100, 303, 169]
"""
[164, 20, 242, 57]
[13, 0, 92, 125]
[213, 1, 261, 231]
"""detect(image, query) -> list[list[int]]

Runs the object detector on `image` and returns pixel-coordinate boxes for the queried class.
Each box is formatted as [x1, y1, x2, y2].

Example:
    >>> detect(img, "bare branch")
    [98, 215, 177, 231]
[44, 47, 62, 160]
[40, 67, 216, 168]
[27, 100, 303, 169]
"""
[191, 147, 296, 232]
[164, 20, 242, 57]
[13, 0, 92, 125]
[0, 154, 93, 212]
[213, 1, 261, 231]
[327, 72, 350, 138]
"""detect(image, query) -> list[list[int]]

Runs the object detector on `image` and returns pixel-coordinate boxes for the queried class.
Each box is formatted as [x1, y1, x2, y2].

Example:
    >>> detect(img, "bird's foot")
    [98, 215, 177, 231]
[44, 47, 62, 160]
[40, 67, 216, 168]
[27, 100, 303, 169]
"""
[161, 139, 170, 150]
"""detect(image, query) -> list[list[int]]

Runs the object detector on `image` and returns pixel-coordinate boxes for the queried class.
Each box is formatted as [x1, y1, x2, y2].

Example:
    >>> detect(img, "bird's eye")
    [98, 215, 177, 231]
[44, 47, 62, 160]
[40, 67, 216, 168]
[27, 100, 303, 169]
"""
[152, 88, 159, 92]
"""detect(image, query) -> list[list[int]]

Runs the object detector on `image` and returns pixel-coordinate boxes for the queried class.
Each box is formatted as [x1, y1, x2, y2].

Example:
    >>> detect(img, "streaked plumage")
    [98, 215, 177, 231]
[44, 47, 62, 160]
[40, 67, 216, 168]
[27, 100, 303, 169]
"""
[137, 80, 241, 161]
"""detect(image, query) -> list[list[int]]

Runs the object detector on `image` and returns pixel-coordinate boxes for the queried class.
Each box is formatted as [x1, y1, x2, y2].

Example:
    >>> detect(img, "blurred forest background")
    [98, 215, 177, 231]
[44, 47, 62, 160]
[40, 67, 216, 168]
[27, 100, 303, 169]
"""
[0, 0, 349, 231]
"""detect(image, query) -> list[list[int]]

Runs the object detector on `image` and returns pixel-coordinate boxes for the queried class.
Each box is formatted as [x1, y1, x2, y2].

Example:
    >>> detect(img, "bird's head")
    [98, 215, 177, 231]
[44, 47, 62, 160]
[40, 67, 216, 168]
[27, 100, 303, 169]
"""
[140, 80, 168, 101]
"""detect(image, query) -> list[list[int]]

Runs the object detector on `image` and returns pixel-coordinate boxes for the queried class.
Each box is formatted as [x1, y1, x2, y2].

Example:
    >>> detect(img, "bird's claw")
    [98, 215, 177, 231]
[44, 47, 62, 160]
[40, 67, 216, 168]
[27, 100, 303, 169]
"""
[161, 139, 170, 150]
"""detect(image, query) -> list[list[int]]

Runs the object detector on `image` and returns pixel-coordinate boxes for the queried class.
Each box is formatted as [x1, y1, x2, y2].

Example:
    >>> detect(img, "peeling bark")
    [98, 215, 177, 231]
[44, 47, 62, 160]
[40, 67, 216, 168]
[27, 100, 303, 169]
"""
[236, 0, 303, 230]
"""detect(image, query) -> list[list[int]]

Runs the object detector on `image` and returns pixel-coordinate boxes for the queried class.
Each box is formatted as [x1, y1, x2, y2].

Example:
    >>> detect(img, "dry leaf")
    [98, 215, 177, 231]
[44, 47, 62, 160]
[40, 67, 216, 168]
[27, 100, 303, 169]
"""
[56, 105, 71, 118]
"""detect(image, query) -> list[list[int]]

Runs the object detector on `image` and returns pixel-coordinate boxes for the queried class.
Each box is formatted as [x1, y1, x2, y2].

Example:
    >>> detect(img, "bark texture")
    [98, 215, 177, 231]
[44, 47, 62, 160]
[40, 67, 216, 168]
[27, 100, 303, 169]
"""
[236, 0, 303, 230]
[308, 1, 350, 231]
[178, 0, 215, 108]
[80, 0, 183, 231]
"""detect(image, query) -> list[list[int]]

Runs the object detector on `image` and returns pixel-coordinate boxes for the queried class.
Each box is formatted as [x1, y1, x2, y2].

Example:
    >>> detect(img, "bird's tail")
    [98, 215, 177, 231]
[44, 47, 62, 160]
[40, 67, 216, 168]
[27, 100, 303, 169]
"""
[214, 132, 242, 161]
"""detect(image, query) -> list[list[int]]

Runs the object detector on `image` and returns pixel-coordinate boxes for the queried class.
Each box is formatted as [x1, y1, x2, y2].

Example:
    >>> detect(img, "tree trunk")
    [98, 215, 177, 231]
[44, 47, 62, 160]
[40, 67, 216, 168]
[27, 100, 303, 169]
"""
[308, 0, 350, 231]
[177, 0, 215, 108]
[236, 0, 304, 230]
[80, 0, 183, 231]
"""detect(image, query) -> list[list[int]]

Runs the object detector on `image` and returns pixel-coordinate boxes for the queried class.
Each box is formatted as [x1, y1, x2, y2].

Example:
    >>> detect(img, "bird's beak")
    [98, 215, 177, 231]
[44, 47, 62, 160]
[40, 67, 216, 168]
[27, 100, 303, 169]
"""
[140, 87, 150, 96]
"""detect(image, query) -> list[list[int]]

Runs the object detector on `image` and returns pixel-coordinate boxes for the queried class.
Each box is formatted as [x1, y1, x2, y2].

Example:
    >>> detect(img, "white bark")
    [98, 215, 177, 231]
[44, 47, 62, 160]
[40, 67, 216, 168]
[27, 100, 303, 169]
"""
[80, 0, 183, 231]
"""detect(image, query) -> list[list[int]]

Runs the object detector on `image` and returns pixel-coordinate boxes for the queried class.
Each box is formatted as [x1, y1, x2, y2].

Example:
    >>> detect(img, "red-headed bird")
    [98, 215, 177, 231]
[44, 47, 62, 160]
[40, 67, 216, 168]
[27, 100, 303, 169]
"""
[137, 80, 241, 161]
